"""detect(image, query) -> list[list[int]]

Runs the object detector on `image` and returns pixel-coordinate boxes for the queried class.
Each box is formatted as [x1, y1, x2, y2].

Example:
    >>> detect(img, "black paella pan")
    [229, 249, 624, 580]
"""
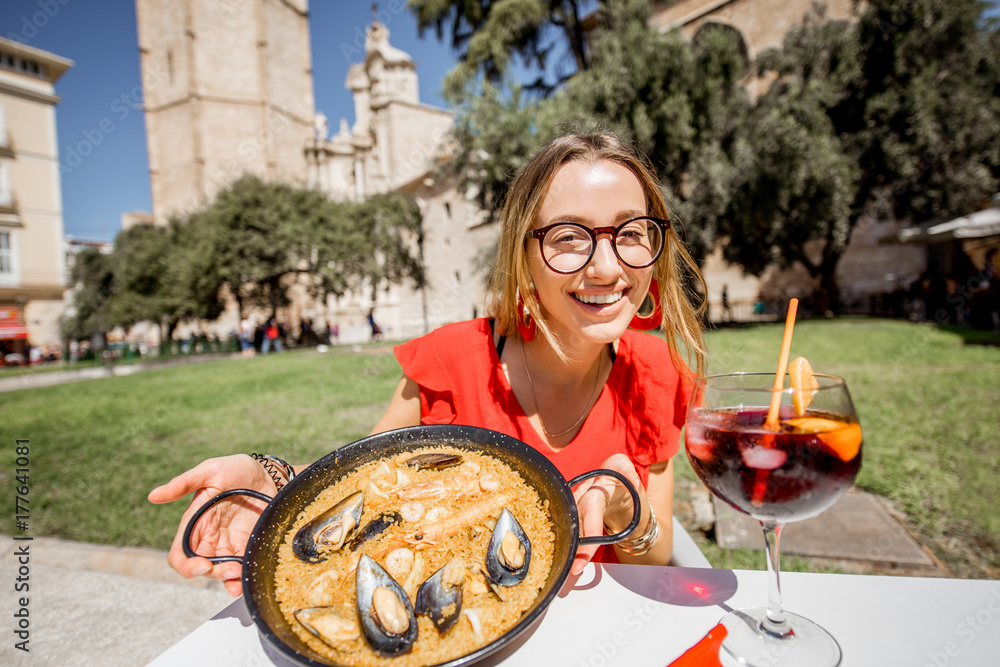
[183, 424, 641, 667]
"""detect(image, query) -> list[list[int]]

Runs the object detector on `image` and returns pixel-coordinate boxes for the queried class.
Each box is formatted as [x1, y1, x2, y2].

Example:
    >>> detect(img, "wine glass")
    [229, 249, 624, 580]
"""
[685, 372, 862, 667]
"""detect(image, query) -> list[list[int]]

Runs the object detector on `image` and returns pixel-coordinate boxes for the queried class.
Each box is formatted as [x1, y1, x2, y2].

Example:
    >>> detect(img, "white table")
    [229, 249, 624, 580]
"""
[150, 564, 1000, 666]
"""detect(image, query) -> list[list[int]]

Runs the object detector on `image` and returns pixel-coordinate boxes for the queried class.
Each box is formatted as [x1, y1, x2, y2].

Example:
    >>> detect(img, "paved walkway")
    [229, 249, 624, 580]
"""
[0, 352, 243, 394]
[710, 488, 945, 576]
[1, 535, 234, 667]
[0, 345, 398, 394]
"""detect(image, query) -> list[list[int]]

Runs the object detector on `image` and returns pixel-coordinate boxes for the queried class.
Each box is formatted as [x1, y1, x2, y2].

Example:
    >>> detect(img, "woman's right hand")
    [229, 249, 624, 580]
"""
[147, 454, 276, 597]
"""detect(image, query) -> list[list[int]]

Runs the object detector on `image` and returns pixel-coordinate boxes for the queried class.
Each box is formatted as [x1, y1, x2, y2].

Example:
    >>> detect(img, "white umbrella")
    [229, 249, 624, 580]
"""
[897, 203, 1000, 244]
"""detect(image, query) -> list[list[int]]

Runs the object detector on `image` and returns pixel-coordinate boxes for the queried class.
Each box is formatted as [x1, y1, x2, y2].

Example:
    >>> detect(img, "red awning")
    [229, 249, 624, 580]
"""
[0, 307, 29, 340]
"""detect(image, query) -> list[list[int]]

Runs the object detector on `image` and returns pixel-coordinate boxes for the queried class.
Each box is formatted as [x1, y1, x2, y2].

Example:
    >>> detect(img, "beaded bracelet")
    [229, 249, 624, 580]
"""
[250, 453, 295, 492]
[614, 505, 659, 556]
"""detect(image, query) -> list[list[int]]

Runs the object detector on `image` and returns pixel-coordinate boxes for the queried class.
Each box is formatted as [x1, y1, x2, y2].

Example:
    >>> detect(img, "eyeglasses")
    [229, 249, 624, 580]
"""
[527, 217, 669, 274]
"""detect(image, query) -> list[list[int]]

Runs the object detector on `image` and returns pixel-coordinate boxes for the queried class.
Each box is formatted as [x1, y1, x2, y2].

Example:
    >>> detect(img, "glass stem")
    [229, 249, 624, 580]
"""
[760, 521, 793, 638]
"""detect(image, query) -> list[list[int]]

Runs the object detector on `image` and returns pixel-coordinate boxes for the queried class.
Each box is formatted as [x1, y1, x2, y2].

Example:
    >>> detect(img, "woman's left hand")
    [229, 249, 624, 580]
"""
[571, 453, 643, 575]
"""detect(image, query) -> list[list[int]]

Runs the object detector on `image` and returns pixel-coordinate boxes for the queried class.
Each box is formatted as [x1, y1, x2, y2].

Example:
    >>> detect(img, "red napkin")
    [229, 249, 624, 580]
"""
[667, 623, 727, 666]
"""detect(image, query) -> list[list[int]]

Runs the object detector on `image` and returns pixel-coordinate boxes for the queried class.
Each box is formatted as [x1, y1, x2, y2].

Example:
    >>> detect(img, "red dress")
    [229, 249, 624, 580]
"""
[393, 319, 693, 487]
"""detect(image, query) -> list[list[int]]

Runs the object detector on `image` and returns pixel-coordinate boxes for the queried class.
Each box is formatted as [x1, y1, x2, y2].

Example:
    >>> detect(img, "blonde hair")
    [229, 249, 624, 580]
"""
[486, 132, 707, 374]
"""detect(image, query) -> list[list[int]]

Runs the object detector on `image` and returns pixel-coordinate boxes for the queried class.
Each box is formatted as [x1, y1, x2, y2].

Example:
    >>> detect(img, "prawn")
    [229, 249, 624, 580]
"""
[365, 491, 514, 562]
[405, 490, 514, 549]
[394, 474, 482, 501]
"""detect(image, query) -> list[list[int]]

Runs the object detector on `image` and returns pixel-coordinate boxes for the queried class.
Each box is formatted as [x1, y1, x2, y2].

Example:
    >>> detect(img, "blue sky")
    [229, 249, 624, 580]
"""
[0, 0, 458, 242]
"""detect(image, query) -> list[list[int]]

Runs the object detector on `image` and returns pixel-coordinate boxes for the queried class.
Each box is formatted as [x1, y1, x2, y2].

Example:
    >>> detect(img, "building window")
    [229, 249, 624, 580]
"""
[0, 162, 11, 207]
[0, 101, 7, 147]
[0, 54, 46, 80]
[0, 232, 12, 274]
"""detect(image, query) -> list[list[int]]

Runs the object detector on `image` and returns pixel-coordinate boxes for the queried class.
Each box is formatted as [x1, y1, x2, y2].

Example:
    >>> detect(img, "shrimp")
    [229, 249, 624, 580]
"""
[399, 501, 425, 522]
[405, 491, 514, 549]
[365, 491, 514, 562]
[424, 506, 450, 522]
[395, 475, 481, 501]
[384, 547, 414, 580]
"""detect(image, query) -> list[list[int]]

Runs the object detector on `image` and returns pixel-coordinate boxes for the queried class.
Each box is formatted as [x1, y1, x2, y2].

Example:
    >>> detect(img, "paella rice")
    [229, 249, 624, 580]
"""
[274, 445, 556, 667]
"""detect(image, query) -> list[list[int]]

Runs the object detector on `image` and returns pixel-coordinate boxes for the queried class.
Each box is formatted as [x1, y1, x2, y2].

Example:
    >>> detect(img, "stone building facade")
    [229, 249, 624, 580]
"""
[650, 0, 859, 59]
[136, 0, 315, 224]
[0, 37, 72, 352]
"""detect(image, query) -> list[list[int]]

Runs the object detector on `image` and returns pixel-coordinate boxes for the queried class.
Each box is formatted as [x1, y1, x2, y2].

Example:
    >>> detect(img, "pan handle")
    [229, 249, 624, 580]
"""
[567, 469, 642, 546]
[181, 488, 273, 564]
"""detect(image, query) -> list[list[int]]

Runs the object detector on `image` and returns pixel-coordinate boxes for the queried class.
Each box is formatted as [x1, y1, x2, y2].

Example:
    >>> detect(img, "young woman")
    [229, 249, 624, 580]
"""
[149, 132, 707, 596]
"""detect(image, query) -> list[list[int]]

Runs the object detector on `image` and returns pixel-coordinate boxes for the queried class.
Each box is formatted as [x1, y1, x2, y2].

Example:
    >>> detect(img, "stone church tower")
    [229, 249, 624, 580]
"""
[305, 22, 491, 342]
[306, 21, 452, 201]
[136, 0, 315, 223]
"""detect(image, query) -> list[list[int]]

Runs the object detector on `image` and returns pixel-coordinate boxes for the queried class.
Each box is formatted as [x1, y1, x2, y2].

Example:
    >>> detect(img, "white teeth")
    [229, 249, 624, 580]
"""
[574, 291, 623, 305]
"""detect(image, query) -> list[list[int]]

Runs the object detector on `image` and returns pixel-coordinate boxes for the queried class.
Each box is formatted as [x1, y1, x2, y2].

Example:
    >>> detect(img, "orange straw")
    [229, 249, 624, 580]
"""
[764, 298, 799, 431]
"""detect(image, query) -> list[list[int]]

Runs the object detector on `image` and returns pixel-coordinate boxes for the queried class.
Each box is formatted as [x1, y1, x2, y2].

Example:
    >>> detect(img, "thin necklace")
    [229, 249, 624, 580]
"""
[521, 340, 603, 439]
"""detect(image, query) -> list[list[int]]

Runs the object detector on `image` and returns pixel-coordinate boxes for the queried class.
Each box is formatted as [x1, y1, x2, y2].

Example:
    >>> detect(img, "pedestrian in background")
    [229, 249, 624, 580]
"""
[367, 309, 382, 341]
[262, 317, 283, 354]
[239, 315, 255, 357]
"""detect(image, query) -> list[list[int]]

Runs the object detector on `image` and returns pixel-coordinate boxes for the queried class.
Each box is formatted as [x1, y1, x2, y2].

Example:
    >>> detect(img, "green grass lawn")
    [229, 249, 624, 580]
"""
[3, 318, 999, 578]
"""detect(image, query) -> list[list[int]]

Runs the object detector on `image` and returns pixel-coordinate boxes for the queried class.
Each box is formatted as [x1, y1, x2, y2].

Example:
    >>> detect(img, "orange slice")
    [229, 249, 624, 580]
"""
[786, 417, 863, 461]
[789, 356, 819, 416]
[785, 417, 841, 432]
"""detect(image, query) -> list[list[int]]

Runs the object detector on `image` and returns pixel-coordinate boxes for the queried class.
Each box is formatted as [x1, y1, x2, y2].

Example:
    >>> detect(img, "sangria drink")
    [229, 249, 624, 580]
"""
[686, 404, 862, 522]
[686, 369, 862, 667]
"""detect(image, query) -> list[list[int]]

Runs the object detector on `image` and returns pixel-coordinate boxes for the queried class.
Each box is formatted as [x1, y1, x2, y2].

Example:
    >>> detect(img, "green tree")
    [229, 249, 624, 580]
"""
[558, 0, 749, 236]
[343, 193, 426, 300]
[445, 82, 565, 217]
[62, 248, 113, 341]
[194, 176, 424, 315]
[705, 0, 1000, 312]
[433, 0, 1000, 312]
[194, 176, 342, 316]
[64, 178, 426, 343]
[439, 0, 749, 242]
[156, 218, 228, 340]
[105, 223, 174, 329]
[409, 0, 595, 96]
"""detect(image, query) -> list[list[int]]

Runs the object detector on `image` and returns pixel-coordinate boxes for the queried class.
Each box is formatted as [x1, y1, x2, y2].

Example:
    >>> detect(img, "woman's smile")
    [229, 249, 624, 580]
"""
[572, 290, 625, 306]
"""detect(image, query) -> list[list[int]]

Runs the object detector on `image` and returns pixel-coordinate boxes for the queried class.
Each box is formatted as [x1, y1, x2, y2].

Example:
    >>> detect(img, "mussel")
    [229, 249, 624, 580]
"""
[415, 558, 465, 633]
[294, 606, 360, 649]
[404, 451, 463, 470]
[485, 508, 531, 586]
[292, 490, 364, 563]
[356, 554, 418, 656]
[348, 510, 403, 551]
